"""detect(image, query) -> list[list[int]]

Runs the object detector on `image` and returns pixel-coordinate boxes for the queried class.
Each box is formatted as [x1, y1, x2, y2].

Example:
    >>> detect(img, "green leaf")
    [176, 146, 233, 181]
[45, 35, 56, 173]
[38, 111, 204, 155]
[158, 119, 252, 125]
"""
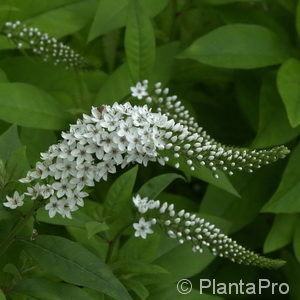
[0, 125, 22, 162]
[0, 289, 5, 300]
[125, 0, 155, 82]
[13, 278, 94, 300]
[3, 263, 22, 279]
[5, 146, 29, 184]
[0, 83, 71, 130]
[112, 260, 168, 275]
[264, 214, 298, 253]
[294, 218, 300, 263]
[0, 68, 8, 83]
[277, 58, 300, 127]
[36, 207, 94, 228]
[20, 127, 57, 165]
[252, 73, 300, 148]
[94, 63, 133, 106]
[124, 279, 149, 300]
[120, 234, 161, 263]
[153, 241, 215, 281]
[166, 154, 240, 197]
[85, 221, 109, 239]
[137, 173, 184, 199]
[217, 5, 288, 41]
[93, 43, 178, 106]
[0, 56, 107, 107]
[149, 42, 179, 84]
[19, 235, 131, 300]
[179, 24, 290, 69]
[67, 226, 108, 260]
[262, 142, 300, 213]
[201, 165, 284, 233]
[26, 0, 97, 38]
[88, 0, 168, 41]
[104, 166, 138, 220]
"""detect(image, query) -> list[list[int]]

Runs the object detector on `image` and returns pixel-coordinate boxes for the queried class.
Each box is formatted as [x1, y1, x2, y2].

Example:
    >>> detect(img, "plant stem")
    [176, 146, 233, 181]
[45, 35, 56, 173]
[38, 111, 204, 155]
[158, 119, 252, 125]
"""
[0, 208, 35, 257]
[105, 221, 133, 263]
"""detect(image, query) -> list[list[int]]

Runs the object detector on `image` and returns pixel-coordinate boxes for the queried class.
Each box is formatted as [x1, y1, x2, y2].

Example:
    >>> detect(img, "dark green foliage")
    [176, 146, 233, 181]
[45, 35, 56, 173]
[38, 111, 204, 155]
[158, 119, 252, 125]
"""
[0, 0, 299, 299]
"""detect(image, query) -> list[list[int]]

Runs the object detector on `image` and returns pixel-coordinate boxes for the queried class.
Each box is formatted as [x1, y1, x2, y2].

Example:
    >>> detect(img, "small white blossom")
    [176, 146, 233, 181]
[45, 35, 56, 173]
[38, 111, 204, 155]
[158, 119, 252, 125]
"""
[130, 82, 148, 99]
[133, 217, 153, 239]
[3, 192, 24, 209]
[45, 196, 60, 218]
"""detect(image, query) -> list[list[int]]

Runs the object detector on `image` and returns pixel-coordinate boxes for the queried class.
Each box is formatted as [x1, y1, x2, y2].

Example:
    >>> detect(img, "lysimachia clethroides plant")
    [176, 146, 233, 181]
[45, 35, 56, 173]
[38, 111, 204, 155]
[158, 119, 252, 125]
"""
[1, 21, 289, 269]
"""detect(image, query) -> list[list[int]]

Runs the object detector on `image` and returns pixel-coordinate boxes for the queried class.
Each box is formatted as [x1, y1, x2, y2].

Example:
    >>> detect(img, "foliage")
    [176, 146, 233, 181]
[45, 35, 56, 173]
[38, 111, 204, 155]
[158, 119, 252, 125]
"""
[0, 0, 299, 299]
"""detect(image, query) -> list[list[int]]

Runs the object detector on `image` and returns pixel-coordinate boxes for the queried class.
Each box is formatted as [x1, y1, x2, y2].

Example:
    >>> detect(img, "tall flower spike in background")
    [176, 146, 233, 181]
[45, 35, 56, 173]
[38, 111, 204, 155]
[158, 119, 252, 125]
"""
[132, 194, 285, 269]
[1, 21, 92, 70]
[131, 81, 290, 178]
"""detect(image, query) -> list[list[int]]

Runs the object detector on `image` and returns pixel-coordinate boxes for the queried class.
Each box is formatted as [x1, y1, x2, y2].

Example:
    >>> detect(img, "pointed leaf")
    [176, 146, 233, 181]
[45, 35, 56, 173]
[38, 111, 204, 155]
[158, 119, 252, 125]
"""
[138, 173, 184, 199]
[0, 125, 22, 162]
[277, 58, 300, 127]
[262, 142, 300, 213]
[125, 0, 155, 81]
[104, 166, 138, 220]
[13, 278, 94, 300]
[264, 214, 298, 253]
[88, 0, 168, 41]
[85, 221, 109, 239]
[0, 83, 71, 130]
[19, 235, 131, 300]
[179, 24, 290, 69]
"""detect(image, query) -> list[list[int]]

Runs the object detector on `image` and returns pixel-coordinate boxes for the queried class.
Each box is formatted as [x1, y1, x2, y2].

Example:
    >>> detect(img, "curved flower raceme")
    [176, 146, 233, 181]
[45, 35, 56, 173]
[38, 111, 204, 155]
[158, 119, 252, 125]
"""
[1, 21, 91, 70]
[3, 81, 290, 219]
[5, 103, 178, 218]
[131, 81, 290, 178]
[132, 195, 285, 269]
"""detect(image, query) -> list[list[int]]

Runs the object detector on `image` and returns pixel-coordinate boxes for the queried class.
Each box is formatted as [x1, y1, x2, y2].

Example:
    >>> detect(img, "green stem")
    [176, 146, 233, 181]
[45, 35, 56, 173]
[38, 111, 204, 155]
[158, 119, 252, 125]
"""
[0, 208, 35, 257]
[105, 221, 133, 263]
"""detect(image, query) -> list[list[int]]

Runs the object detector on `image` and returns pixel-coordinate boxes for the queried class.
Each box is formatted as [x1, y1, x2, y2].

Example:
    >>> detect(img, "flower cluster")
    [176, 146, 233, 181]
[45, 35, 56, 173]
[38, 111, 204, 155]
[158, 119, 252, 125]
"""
[4, 103, 180, 218]
[3, 82, 290, 220]
[2, 21, 90, 70]
[132, 195, 285, 269]
[131, 81, 290, 178]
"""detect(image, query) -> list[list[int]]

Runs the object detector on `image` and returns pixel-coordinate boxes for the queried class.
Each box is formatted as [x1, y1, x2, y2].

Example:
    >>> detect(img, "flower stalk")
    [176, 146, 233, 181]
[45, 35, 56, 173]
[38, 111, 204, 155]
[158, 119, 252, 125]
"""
[132, 195, 286, 269]
[1, 21, 92, 70]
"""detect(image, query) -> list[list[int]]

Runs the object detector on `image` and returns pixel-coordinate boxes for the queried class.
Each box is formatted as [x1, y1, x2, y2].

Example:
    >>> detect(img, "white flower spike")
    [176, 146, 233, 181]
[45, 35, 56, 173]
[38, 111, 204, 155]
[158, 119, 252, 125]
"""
[132, 194, 285, 269]
[3, 83, 289, 221]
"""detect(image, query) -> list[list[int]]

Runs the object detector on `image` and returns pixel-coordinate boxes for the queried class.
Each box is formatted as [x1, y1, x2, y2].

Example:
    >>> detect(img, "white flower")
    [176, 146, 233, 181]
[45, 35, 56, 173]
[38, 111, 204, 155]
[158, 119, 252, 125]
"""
[52, 179, 75, 198]
[25, 183, 41, 200]
[111, 132, 127, 152]
[40, 184, 54, 199]
[131, 82, 148, 99]
[45, 196, 60, 218]
[103, 147, 123, 165]
[100, 132, 114, 153]
[85, 143, 104, 160]
[133, 195, 149, 213]
[71, 144, 93, 165]
[99, 114, 118, 132]
[58, 199, 78, 219]
[133, 217, 153, 239]
[117, 120, 132, 137]
[71, 190, 88, 207]
[76, 162, 95, 180]
[3, 192, 24, 209]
